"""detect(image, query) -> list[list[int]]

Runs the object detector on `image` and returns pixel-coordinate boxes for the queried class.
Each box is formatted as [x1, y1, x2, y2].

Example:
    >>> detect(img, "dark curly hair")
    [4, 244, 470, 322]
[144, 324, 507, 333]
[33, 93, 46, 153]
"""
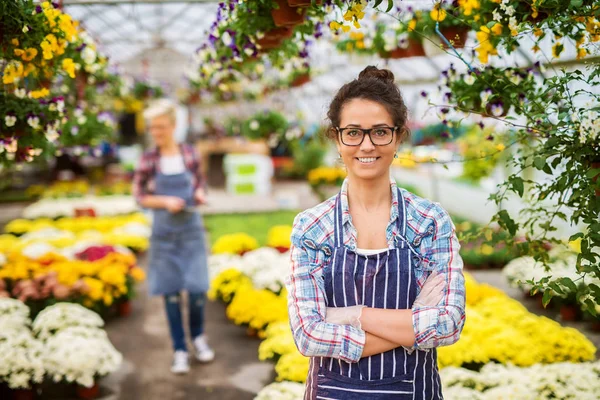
[326, 66, 410, 143]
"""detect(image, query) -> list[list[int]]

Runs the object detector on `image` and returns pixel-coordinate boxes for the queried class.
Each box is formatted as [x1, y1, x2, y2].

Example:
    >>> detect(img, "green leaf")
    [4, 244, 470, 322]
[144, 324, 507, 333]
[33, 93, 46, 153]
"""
[385, 0, 394, 12]
[570, 0, 583, 6]
[588, 283, 600, 299]
[497, 210, 518, 236]
[568, 232, 584, 242]
[549, 282, 564, 295]
[534, 157, 546, 170]
[511, 177, 524, 197]
[586, 168, 600, 179]
[373, 0, 384, 8]
[559, 277, 577, 293]
[542, 290, 553, 307]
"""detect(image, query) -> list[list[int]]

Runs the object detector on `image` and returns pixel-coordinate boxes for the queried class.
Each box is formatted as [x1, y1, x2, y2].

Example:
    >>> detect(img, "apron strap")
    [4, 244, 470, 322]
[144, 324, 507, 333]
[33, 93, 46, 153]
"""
[333, 193, 343, 248]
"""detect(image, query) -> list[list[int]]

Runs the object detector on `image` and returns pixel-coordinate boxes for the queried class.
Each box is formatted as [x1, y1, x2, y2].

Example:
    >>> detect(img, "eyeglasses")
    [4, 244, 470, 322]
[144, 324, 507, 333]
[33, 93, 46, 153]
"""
[336, 126, 397, 146]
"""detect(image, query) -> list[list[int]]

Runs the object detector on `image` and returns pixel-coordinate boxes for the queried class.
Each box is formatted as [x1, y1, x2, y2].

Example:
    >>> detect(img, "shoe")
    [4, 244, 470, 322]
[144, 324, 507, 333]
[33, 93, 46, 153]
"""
[193, 335, 215, 363]
[171, 350, 190, 374]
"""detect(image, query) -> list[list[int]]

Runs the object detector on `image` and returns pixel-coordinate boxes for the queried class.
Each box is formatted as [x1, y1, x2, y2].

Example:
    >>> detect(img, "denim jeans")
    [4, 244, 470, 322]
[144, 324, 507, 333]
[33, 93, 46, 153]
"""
[164, 292, 205, 352]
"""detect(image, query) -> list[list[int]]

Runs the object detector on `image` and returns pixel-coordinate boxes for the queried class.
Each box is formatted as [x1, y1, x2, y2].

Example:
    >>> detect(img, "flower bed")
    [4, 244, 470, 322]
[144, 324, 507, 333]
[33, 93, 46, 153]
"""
[21, 195, 140, 219]
[0, 300, 121, 396]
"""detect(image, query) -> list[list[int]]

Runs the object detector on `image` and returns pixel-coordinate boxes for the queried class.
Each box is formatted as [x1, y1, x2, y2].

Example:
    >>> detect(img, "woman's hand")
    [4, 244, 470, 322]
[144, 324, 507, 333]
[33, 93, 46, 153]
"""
[164, 196, 185, 213]
[194, 188, 207, 205]
[325, 305, 366, 329]
[413, 272, 446, 308]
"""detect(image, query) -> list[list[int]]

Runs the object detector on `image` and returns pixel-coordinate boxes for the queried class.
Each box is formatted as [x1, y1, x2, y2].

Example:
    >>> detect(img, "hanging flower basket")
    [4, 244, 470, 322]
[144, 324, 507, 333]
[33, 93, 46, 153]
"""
[271, 0, 306, 27]
[75, 383, 100, 400]
[256, 27, 293, 50]
[287, 0, 322, 6]
[11, 388, 36, 400]
[440, 26, 470, 49]
[381, 39, 426, 59]
[290, 73, 310, 87]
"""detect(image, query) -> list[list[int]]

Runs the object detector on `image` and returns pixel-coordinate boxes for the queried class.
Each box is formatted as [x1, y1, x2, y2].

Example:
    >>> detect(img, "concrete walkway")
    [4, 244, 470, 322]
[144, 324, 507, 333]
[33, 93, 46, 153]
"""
[100, 255, 274, 400]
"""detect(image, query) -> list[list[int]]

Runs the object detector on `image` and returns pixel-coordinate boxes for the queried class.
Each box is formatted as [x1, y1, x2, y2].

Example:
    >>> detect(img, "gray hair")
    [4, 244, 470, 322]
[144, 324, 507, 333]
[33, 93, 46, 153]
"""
[143, 99, 177, 124]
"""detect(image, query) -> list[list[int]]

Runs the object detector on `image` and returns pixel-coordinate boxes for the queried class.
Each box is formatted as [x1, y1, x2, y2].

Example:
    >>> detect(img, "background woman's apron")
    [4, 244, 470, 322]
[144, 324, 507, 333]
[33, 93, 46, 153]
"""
[147, 170, 209, 296]
[305, 188, 443, 400]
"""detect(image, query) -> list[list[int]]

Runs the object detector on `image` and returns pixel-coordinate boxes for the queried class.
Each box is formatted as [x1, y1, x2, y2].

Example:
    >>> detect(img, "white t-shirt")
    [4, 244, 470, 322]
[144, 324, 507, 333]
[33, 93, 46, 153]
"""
[355, 248, 389, 255]
[159, 154, 186, 175]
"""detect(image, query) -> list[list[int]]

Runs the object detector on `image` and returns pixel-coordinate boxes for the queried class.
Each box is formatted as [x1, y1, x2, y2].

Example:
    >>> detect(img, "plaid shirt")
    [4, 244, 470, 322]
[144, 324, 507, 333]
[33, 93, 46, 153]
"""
[132, 144, 205, 204]
[285, 178, 466, 363]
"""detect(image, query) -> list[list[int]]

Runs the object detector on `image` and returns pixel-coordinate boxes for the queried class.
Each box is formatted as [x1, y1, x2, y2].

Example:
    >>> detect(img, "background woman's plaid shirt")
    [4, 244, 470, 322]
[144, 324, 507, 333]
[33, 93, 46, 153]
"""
[132, 143, 205, 204]
[285, 179, 466, 363]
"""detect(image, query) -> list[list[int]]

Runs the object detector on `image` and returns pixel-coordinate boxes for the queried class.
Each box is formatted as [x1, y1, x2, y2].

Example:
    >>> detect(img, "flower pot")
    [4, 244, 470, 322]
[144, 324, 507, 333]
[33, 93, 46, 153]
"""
[12, 388, 35, 400]
[256, 27, 293, 50]
[287, 0, 322, 6]
[440, 26, 470, 49]
[118, 300, 132, 317]
[559, 305, 580, 322]
[381, 39, 426, 59]
[290, 73, 310, 87]
[274, 246, 290, 254]
[271, 0, 306, 27]
[74, 208, 96, 217]
[590, 320, 600, 332]
[76, 383, 99, 400]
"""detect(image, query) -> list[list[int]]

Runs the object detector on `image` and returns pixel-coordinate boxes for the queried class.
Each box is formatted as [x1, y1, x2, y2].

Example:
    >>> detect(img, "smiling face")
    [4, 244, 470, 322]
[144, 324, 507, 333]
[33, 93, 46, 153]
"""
[148, 114, 175, 148]
[336, 98, 398, 182]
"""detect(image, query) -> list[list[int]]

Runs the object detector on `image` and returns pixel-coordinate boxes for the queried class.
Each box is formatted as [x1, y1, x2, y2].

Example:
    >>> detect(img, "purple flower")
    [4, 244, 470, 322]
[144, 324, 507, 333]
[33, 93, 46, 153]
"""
[76, 43, 87, 52]
[441, 108, 450, 114]
[441, 131, 450, 138]
[486, 135, 494, 141]
[420, 91, 427, 97]
[36, 5, 42, 13]
[478, 121, 485, 129]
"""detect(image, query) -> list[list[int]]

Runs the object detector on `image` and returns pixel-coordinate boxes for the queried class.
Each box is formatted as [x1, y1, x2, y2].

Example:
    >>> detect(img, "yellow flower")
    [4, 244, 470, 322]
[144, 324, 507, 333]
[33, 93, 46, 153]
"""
[430, 7, 447, 22]
[408, 19, 417, 32]
[2, 61, 24, 84]
[353, 20, 361, 29]
[82, 277, 104, 301]
[266, 225, 293, 249]
[22, 48, 38, 62]
[568, 238, 582, 253]
[329, 21, 342, 31]
[130, 266, 146, 282]
[11, 38, 19, 46]
[491, 23, 503, 36]
[212, 233, 259, 255]
[341, 25, 351, 33]
[62, 58, 76, 78]
[552, 42, 564, 58]
[480, 244, 494, 256]
[458, 0, 480, 16]
[29, 88, 50, 99]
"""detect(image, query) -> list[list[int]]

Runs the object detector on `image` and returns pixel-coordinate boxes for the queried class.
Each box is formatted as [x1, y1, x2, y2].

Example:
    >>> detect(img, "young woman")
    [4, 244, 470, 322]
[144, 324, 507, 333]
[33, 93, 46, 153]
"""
[286, 66, 466, 399]
[133, 100, 214, 374]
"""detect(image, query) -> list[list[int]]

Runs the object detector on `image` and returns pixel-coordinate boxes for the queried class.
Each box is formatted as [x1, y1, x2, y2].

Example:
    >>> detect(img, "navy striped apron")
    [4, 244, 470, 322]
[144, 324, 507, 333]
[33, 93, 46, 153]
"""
[305, 188, 443, 399]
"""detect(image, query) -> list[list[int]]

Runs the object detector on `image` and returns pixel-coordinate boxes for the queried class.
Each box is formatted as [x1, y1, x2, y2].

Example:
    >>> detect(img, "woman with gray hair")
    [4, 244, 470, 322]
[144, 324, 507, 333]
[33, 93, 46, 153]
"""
[133, 99, 214, 374]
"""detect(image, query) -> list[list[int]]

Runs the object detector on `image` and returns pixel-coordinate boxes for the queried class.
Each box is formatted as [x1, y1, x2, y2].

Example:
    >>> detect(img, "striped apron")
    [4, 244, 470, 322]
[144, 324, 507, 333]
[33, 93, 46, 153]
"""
[305, 188, 443, 399]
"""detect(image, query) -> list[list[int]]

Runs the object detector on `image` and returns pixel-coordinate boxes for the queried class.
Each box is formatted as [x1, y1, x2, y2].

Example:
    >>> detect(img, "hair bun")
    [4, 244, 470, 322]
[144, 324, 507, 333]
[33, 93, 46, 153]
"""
[358, 66, 395, 84]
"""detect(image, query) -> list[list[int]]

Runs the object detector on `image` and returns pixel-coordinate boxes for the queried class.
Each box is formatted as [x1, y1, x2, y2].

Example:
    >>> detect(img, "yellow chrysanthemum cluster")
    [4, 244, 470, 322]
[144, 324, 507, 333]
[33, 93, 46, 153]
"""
[26, 180, 132, 199]
[307, 167, 346, 187]
[226, 285, 288, 336]
[6, 213, 148, 235]
[266, 225, 293, 250]
[211, 233, 259, 255]
[0, 251, 145, 307]
[207, 268, 253, 303]
[437, 273, 597, 369]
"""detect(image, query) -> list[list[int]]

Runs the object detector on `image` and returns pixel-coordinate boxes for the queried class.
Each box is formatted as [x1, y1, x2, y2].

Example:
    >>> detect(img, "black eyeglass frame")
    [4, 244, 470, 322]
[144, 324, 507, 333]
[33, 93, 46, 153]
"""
[335, 126, 398, 146]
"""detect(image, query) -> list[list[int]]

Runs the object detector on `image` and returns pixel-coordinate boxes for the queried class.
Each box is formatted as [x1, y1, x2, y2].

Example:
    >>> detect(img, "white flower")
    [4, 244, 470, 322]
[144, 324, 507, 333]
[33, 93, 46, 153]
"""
[255, 381, 305, 400]
[222, 31, 233, 46]
[81, 46, 97, 65]
[22, 25, 29, 33]
[504, 5, 515, 16]
[492, 8, 502, 22]
[464, 74, 475, 85]
[480, 89, 493, 105]
[33, 303, 105, 340]
[249, 120, 260, 130]
[5, 115, 17, 127]
[27, 116, 40, 129]
[14, 88, 26, 98]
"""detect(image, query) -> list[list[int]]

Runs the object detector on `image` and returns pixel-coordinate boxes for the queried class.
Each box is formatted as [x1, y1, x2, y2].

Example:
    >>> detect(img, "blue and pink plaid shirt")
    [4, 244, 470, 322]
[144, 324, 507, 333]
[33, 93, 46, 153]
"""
[285, 178, 466, 363]
[132, 143, 205, 204]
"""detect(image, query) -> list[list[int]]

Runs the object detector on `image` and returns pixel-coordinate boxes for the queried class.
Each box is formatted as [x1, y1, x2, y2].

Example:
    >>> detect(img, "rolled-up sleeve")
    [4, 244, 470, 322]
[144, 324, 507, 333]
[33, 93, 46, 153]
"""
[412, 208, 466, 350]
[285, 213, 366, 363]
[132, 154, 151, 206]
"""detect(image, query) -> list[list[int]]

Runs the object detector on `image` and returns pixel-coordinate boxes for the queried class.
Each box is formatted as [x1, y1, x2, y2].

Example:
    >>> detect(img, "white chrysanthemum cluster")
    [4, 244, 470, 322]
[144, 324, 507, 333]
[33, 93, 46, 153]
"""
[441, 360, 600, 399]
[32, 302, 104, 340]
[209, 247, 290, 292]
[254, 381, 305, 400]
[23, 195, 139, 219]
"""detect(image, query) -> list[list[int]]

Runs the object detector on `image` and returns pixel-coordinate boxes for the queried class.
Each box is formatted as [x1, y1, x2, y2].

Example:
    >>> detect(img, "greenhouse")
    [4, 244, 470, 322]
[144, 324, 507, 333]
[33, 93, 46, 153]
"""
[0, 0, 599, 399]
